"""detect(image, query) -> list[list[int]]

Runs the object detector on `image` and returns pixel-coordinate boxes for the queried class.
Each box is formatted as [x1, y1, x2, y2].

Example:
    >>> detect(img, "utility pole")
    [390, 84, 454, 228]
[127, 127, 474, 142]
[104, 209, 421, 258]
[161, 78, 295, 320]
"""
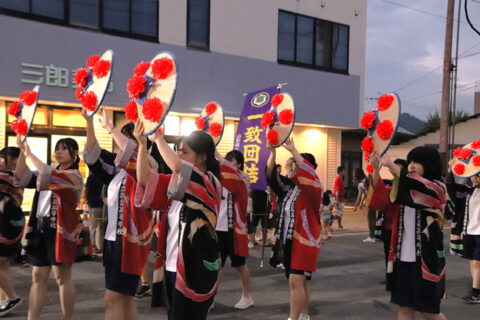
[439, 0, 455, 173]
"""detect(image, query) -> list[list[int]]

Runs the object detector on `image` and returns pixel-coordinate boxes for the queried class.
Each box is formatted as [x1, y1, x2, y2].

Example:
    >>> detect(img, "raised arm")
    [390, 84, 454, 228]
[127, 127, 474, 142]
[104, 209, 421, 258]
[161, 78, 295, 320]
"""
[265, 146, 277, 179]
[153, 129, 181, 174]
[133, 121, 150, 187]
[97, 107, 129, 151]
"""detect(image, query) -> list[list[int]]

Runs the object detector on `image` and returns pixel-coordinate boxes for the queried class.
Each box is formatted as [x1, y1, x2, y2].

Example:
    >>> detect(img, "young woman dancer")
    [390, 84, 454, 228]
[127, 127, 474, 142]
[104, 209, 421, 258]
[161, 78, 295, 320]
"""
[215, 149, 253, 309]
[265, 138, 323, 320]
[134, 122, 221, 320]
[16, 137, 83, 320]
[369, 148, 447, 320]
[82, 109, 156, 320]
[0, 147, 24, 316]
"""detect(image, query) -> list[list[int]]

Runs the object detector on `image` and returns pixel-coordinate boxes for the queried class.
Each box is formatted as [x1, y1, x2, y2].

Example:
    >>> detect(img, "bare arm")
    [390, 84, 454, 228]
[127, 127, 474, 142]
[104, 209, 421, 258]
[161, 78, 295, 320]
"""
[83, 109, 97, 152]
[376, 152, 400, 177]
[153, 131, 181, 175]
[281, 138, 304, 169]
[133, 122, 150, 186]
[266, 146, 276, 178]
[371, 151, 381, 188]
[15, 136, 28, 180]
[215, 148, 225, 165]
[98, 107, 128, 151]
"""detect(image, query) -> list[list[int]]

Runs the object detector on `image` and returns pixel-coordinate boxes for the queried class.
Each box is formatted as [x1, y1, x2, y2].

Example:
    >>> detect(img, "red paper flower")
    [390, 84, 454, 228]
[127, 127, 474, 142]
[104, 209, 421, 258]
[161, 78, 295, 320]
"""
[361, 137, 374, 154]
[142, 97, 163, 122]
[454, 163, 465, 175]
[8, 102, 20, 117]
[126, 76, 147, 99]
[205, 102, 218, 115]
[195, 116, 206, 130]
[151, 57, 174, 80]
[209, 122, 222, 137]
[86, 55, 101, 68]
[74, 68, 89, 87]
[158, 127, 164, 135]
[81, 91, 98, 111]
[261, 111, 275, 129]
[12, 119, 28, 136]
[360, 110, 376, 131]
[267, 130, 279, 146]
[459, 148, 472, 160]
[471, 140, 480, 149]
[75, 87, 84, 100]
[453, 147, 462, 158]
[364, 152, 370, 162]
[377, 94, 394, 111]
[19, 90, 37, 106]
[93, 59, 111, 78]
[278, 109, 294, 125]
[271, 94, 284, 107]
[473, 155, 480, 167]
[366, 163, 374, 174]
[124, 100, 138, 122]
[134, 61, 151, 76]
[376, 120, 394, 140]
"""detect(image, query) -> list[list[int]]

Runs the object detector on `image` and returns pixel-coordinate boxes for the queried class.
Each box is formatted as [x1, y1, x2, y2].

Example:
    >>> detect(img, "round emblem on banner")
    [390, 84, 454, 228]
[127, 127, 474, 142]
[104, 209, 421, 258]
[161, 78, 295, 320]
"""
[251, 92, 270, 107]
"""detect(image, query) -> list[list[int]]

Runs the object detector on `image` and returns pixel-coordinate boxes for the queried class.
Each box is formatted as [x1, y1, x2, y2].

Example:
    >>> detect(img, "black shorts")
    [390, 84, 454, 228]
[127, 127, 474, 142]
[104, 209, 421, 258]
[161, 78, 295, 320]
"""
[463, 234, 480, 261]
[282, 240, 312, 281]
[0, 243, 20, 260]
[217, 231, 245, 267]
[391, 261, 441, 314]
[104, 239, 140, 296]
[28, 229, 60, 267]
[248, 213, 268, 234]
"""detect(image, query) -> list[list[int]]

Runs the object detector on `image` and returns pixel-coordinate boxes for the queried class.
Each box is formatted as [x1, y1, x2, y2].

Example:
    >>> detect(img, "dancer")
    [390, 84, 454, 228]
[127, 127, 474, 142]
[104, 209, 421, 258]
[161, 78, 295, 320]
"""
[135, 123, 221, 320]
[215, 149, 253, 309]
[265, 138, 322, 320]
[16, 137, 83, 320]
[82, 109, 156, 320]
[369, 148, 447, 320]
[0, 147, 24, 316]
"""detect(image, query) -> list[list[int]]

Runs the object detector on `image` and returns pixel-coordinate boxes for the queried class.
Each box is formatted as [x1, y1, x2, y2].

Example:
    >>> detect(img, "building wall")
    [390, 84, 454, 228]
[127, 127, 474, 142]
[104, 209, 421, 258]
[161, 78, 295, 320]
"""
[159, 0, 367, 121]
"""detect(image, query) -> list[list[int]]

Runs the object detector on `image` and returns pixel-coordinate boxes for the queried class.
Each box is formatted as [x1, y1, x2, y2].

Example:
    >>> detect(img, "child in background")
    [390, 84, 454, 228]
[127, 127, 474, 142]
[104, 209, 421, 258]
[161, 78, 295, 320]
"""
[321, 190, 334, 240]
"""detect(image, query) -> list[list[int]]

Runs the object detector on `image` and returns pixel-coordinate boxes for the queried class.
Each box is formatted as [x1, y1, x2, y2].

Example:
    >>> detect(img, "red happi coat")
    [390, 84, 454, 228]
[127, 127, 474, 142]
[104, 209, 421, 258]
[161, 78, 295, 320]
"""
[267, 159, 323, 272]
[220, 160, 249, 257]
[84, 141, 154, 275]
[20, 165, 83, 266]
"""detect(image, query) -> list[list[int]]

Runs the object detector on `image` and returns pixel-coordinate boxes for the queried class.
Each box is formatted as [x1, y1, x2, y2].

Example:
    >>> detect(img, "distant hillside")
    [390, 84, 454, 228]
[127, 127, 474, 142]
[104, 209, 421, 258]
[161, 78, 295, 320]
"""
[398, 113, 425, 135]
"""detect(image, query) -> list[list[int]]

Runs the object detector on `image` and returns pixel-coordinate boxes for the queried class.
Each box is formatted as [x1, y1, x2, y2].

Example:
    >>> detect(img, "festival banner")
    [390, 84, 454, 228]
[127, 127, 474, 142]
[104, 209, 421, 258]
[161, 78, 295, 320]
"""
[234, 86, 279, 191]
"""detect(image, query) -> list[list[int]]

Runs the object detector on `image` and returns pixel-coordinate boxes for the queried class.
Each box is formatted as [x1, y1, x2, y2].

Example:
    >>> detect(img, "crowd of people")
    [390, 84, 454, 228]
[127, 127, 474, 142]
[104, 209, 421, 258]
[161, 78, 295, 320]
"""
[0, 108, 479, 320]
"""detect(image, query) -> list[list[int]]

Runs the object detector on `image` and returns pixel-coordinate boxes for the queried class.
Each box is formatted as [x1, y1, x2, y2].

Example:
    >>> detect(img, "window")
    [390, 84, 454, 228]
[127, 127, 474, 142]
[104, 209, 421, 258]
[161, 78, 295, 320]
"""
[277, 10, 349, 73]
[0, 0, 158, 41]
[187, 0, 210, 49]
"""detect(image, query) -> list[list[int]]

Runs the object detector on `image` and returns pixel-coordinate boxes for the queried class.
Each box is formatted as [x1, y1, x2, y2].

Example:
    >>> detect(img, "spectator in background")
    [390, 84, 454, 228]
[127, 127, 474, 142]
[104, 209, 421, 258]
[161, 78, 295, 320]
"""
[84, 173, 105, 255]
[353, 168, 367, 211]
[333, 166, 345, 229]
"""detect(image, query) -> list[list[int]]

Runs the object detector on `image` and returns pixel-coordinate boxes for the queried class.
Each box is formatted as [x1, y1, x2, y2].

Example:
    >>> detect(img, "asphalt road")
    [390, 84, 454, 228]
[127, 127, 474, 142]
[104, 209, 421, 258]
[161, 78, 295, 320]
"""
[4, 229, 479, 319]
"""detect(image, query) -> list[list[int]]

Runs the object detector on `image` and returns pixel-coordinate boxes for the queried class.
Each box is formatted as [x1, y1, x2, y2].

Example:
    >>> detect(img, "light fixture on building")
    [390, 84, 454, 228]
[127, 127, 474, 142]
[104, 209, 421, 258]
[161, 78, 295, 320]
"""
[180, 118, 196, 136]
[55, 101, 65, 105]
[164, 115, 180, 136]
[321, 1, 326, 8]
[354, 9, 359, 16]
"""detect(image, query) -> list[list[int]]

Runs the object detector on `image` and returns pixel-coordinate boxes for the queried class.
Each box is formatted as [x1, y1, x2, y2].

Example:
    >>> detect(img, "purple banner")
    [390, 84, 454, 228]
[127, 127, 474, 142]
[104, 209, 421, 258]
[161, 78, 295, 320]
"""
[234, 86, 279, 191]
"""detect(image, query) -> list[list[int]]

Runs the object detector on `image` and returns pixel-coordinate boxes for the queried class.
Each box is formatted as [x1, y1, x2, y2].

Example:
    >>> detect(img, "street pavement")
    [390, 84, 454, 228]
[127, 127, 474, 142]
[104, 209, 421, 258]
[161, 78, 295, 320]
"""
[5, 206, 480, 319]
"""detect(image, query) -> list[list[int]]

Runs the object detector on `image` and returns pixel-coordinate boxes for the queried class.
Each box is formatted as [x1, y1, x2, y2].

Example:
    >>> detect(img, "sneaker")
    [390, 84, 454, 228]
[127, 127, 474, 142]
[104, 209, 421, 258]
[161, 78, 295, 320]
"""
[234, 296, 254, 309]
[0, 297, 22, 316]
[299, 314, 310, 320]
[362, 237, 376, 243]
[135, 284, 151, 298]
[463, 293, 480, 304]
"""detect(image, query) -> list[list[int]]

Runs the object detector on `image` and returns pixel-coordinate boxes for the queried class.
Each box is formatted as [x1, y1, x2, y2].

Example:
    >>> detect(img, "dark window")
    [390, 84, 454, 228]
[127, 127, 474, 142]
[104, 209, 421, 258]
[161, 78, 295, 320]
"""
[1, 0, 29, 12]
[277, 11, 295, 62]
[187, 0, 210, 49]
[70, 0, 98, 28]
[31, 0, 64, 19]
[277, 10, 349, 73]
[103, 0, 130, 32]
[0, 0, 158, 41]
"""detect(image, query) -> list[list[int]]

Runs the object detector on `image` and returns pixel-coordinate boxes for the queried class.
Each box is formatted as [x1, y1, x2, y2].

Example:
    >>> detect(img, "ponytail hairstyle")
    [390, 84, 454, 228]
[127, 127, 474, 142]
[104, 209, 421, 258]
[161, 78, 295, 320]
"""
[183, 131, 220, 179]
[225, 150, 244, 171]
[54, 138, 80, 170]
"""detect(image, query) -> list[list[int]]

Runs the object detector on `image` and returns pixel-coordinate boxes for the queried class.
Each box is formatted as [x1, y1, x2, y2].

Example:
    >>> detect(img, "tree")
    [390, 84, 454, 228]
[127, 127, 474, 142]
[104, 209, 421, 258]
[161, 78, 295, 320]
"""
[420, 110, 470, 135]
